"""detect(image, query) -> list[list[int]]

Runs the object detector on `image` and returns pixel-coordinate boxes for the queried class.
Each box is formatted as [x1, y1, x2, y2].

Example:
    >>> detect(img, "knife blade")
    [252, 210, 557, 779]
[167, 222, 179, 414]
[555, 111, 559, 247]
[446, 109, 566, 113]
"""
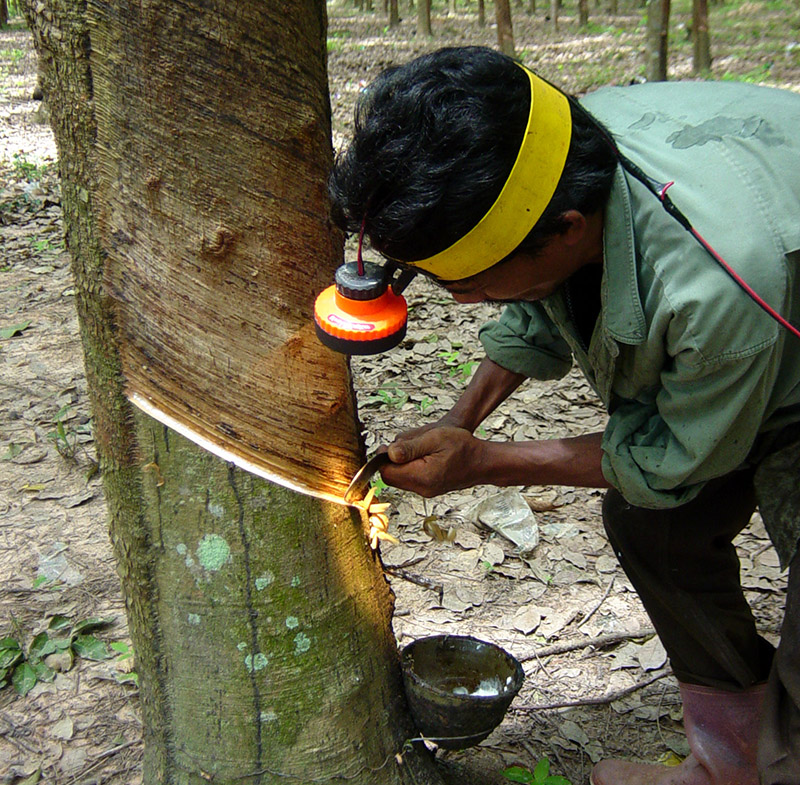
[344, 451, 391, 504]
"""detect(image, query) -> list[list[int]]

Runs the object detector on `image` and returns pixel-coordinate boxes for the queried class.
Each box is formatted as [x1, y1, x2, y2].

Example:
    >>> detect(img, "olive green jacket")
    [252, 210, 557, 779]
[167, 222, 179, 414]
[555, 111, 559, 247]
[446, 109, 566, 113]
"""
[479, 81, 800, 561]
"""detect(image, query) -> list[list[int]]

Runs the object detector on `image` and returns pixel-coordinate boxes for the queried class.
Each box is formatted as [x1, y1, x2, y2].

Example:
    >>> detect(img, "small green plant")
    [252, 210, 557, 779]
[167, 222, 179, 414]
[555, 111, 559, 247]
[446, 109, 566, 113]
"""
[365, 384, 409, 409]
[11, 153, 51, 183]
[0, 616, 115, 697]
[370, 474, 388, 497]
[418, 396, 435, 415]
[504, 758, 572, 785]
[110, 641, 139, 687]
[438, 349, 478, 383]
[29, 235, 62, 254]
[48, 404, 79, 458]
[0, 48, 24, 64]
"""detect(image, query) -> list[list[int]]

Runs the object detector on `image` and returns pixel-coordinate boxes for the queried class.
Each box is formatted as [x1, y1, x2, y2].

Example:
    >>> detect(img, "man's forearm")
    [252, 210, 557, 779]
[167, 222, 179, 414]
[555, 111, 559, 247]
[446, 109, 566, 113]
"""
[444, 357, 527, 432]
[479, 431, 609, 489]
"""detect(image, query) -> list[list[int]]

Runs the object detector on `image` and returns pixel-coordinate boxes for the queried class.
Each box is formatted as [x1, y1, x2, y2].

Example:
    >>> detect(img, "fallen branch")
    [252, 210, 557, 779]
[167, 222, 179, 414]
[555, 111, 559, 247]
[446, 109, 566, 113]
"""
[65, 738, 139, 783]
[384, 567, 444, 604]
[520, 627, 656, 663]
[577, 576, 614, 629]
[512, 670, 672, 712]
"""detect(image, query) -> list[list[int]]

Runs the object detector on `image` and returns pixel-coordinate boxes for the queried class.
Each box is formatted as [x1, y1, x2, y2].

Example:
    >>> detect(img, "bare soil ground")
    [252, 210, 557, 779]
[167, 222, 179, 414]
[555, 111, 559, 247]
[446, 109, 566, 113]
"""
[1, 3, 799, 784]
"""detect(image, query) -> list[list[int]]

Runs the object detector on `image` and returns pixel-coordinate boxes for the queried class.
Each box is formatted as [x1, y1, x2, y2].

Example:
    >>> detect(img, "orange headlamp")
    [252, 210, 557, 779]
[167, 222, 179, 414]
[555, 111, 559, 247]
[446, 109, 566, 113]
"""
[314, 261, 413, 355]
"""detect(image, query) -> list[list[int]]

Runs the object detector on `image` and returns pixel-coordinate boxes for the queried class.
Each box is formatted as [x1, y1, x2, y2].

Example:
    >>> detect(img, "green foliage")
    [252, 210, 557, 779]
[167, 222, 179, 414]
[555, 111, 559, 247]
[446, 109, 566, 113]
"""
[721, 63, 774, 83]
[438, 349, 478, 383]
[0, 48, 24, 63]
[0, 321, 31, 339]
[364, 383, 409, 409]
[47, 404, 79, 459]
[11, 153, 51, 183]
[370, 473, 389, 496]
[418, 396, 435, 414]
[327, 28, 353, 51]
[0, 616, 117, 698]
[504, 758, 572, 785]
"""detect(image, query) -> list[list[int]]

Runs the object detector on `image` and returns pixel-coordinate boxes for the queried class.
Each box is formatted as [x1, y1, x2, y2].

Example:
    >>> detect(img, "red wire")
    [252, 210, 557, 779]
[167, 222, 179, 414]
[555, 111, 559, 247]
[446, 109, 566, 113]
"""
[659, 183, 800, 341]
[357, 219, 366, 276]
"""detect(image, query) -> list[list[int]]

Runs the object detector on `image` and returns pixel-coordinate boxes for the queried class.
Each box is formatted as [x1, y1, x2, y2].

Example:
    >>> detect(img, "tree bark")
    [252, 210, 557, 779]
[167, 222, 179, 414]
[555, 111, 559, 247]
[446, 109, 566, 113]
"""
[495, 0, 516, 57]
[645, 0, 670, 81]
[478, 0, 486, 26]
[550, 0, 559, 31]
[24, 1, 446, 783]
[417, 0, 432, 35]
[692, 0, 712, 73]
[578, 0, 589, 26]
[389, 0, 401, 27]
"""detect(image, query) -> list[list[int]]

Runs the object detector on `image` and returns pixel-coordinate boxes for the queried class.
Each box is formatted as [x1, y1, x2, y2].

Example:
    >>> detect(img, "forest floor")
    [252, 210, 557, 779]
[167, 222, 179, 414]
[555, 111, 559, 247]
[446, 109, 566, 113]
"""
[1, 2, 799, 783]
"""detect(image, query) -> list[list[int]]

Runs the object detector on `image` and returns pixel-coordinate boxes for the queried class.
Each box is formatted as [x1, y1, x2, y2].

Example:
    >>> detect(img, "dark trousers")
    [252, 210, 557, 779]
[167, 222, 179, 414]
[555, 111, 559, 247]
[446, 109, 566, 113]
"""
[603, 472, 800, 783]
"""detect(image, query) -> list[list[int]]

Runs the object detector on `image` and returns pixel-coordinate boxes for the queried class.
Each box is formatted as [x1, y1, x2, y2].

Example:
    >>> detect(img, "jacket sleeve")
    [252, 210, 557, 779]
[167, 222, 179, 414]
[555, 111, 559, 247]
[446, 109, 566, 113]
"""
[601, 341, 781, 508]
[478, 302, 574, 380]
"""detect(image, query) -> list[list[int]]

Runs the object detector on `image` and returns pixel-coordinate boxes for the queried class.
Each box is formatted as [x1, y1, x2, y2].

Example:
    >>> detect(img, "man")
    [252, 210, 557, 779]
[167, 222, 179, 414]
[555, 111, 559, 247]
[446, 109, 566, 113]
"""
[329, 46, 800, 784]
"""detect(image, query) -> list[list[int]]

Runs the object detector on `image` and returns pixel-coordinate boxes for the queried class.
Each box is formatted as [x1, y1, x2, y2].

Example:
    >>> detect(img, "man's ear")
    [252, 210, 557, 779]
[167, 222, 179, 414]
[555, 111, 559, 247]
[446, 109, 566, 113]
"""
[559, 210, 588, 246]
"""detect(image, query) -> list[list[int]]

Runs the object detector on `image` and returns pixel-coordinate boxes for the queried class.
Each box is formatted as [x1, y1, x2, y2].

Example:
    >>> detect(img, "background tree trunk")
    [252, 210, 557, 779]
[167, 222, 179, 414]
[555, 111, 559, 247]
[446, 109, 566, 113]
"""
[692, 0, 712, 73]
[417, 0, 432, 35]
[645, 0, 670, 80]
[495, 0, 516, 56]
[478, 0, 486, 26]
[389, 0, 401, 27]
[24, 1, 446, 783]
[578, 0, 589, 26]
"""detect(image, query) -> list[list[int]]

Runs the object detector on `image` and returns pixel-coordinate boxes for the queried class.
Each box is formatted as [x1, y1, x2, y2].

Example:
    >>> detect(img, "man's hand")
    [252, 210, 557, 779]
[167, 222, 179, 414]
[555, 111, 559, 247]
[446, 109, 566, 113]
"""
[380, 429, 610, 498]
[380, 426, 486, 497]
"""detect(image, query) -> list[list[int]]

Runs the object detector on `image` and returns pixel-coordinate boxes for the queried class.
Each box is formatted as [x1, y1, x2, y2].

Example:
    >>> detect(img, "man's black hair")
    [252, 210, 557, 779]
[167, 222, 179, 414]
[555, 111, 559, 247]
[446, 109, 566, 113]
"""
[329, 46, 619, 270]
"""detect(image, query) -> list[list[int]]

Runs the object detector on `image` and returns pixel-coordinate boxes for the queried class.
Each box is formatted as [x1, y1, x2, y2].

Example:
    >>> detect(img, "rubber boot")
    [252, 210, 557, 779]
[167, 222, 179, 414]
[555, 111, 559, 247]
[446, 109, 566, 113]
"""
[590, 682, 765, 785]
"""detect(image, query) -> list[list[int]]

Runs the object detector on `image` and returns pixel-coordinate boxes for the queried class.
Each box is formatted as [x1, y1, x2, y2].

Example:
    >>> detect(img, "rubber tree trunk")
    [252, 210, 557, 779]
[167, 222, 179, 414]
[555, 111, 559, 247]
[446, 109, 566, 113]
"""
[495, 0, 516, 57]
[692, 0, 712, 73]
[645, 0, 670, 81]
[23, 1, 445, 783]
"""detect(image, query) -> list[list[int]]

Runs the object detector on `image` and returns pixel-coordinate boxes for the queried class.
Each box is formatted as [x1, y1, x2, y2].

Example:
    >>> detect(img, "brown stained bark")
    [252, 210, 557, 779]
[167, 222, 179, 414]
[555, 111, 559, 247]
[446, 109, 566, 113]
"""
[90, 0, 362, 503]
[24, 1, 446, 783]
[495, 0, 516, 57]
[692, 0, 712, 73]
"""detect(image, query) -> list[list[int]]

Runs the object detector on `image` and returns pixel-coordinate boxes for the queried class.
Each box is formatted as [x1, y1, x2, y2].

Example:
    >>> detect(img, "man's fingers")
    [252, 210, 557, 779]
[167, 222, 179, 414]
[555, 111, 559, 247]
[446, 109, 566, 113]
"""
[387, 437, 422, 464]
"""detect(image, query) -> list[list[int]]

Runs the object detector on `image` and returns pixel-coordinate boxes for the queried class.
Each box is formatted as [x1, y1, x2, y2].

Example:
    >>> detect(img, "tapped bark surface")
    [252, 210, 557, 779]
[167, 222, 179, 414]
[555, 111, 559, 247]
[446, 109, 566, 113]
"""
[89, 0, 363, 502]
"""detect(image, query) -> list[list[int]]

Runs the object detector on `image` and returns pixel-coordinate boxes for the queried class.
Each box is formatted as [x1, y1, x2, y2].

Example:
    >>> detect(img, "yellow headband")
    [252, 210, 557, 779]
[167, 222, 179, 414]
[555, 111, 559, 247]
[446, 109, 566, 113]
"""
[405, 65, 572, 281]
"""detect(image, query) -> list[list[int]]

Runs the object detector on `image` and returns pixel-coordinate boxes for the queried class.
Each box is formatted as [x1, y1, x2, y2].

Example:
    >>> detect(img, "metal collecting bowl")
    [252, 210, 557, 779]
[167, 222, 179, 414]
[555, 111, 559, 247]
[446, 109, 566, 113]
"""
[401, 634, 525, 749]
